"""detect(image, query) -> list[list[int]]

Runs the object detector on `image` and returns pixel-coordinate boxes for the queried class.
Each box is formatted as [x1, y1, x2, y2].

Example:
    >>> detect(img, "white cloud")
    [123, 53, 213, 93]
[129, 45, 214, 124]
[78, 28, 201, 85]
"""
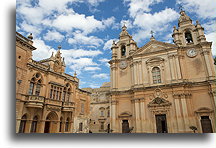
[206, 32, 216, 56]
[84, 67, 101, 71]
[133, 8, 179, 29]
[20, 21, 42, 36]
[62, 49, 102, 59]
[98, 58, 110, 67]
[177, 0, 216, 19]
[43, 30, 64, 42]
[203, 20, 216, 34]
[92, 73, 109, 79]
[132, 8, 179, 43]
[103, 39, 116, 50]
[102, 16, 116, 27]
[68, 31, 104, 47]
[124, 0, 163, 17]
[48, 13, 104, 34]
[69, 58, 98, 74]
[32, 39, 56, 60]
[87, 0, 105, 6]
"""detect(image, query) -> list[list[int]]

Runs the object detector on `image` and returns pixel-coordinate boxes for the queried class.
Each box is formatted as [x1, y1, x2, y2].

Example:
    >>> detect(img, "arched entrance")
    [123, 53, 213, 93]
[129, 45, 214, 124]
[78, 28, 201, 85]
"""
[44, 112, 58, 133]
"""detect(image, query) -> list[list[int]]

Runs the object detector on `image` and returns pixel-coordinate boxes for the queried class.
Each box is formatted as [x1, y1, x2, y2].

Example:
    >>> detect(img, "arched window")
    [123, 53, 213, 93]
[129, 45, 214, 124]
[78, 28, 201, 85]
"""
[121, 45, 126, 56]
[101, 110, 104, 117]
[28, 73, 42, 96]
[152, 67, 161, 84]
[185, 31, 193, 43]
[65, 118, 70, 132]
[19, 114, 27, 133]
[31, 116, 38, 133]
[59, 117, 63, 132]
[63, 83, 71, 102]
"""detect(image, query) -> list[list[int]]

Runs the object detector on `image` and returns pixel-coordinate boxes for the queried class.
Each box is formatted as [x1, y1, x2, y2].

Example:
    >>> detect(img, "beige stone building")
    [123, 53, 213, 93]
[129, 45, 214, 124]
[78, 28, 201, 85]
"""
[83, 82, 111, 133]
[16, 32, 90, 133]
[109, 10, 215, 133]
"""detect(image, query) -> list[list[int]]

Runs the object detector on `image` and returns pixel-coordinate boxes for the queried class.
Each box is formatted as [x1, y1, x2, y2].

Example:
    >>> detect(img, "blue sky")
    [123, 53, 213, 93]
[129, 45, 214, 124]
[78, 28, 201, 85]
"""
[16, 0, 216, 88]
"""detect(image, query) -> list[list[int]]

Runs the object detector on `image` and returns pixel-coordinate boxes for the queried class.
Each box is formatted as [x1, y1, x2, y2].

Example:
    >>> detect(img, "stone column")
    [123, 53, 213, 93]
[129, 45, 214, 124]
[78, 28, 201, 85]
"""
[134, 99, 141, 133]
[139, 61, 143, 85]
[134, 62, 138, 85]
[25, 120, 32, 133]
[181, 95, 189, 131]
[140, 99, 145, 132]
[111, 67, 117, 89]
[174, 55, 182, 80]
[130, 63, 134, 86]
[111, 100, 117, 133]
[168, 55, 176, 81]
[202, 50, 213, 77]
[174, 97, 184, 132]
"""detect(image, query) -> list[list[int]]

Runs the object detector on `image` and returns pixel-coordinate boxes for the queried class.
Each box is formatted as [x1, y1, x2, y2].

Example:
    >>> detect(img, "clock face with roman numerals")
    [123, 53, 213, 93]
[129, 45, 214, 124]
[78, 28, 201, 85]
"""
[119, 61, 127, 69]
[187, 48, 198, 58]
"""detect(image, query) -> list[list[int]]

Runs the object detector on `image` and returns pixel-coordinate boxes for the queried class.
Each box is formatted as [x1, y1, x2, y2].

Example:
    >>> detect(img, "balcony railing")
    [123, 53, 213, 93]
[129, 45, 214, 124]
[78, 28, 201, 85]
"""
[25, 95, 75, 111]
[25, 95, 45, 108]
[62, 102, 75, 112]
[45, 98, 62, 107]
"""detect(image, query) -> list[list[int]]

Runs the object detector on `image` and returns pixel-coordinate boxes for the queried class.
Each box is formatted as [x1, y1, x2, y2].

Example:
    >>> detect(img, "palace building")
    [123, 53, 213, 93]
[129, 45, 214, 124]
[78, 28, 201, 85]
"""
[16, 32, 90, 133]
[109, 10, 216, 133]
[83, 82, 111, 133]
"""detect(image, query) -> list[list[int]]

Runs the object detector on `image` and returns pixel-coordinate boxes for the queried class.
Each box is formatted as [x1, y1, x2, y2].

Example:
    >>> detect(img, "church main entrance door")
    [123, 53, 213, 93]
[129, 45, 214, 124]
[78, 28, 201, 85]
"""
[156, 114, 168, 133]
[201, 116, 213, 133]
[122, 120, 129, 133]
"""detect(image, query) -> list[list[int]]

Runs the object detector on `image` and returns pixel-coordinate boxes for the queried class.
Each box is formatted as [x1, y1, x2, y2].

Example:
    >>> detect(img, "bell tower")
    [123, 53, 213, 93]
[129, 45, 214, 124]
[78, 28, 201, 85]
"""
[172, 10, 206, 47]
[172, 10, 215, 80]
[110, 25, 138, 91]
[111, 25, 138, 60]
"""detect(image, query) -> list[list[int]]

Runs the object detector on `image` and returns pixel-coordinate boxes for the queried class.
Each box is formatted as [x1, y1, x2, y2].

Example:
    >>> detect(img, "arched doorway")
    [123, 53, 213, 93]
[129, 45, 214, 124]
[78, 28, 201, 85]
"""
[19, 114, 27, 133]
[44, 112, 58, 133]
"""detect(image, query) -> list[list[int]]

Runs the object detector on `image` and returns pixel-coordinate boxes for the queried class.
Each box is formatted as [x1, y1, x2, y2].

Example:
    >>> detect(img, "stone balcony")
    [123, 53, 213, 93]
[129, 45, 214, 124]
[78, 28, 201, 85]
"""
[25, 95, 45, 108]
[45, 98, 62, 107]
[62, 102, 75, 112]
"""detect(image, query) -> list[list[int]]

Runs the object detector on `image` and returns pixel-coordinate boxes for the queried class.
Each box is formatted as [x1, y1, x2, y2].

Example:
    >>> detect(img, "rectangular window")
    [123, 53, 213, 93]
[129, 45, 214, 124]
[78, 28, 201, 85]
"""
[100, 122, 104, 130]
[28, 82, 34, 95]
[81, 103, 84, 114]
[35, 84, 41, 96]
[107, 110, 110, 117]
[79, 123, 83, 131]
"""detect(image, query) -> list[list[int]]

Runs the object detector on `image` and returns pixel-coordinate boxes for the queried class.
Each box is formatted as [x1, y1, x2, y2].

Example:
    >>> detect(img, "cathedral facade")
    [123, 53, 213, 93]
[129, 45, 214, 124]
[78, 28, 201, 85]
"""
[109, 10, 215, 133]
[16, 32, 90, 133]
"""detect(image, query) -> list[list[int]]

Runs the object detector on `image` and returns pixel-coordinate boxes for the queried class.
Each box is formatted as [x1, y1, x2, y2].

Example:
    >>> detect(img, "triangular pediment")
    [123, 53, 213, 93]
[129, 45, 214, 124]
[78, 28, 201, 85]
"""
[133, 40, 177, 56]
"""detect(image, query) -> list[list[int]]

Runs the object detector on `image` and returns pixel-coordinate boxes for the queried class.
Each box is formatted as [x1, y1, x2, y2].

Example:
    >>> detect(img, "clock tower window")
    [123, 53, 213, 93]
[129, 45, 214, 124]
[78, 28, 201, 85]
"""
[121, 45, 126, 57]
[185, 31, 193, 43]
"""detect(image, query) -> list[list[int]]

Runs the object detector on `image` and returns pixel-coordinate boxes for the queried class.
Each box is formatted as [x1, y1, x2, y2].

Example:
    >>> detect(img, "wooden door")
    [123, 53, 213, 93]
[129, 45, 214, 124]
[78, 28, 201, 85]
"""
[201, 116, 213, 133]
[156, 114, 168, 133]
[44, 121, 50, 133]
[122, 120, 129, 133]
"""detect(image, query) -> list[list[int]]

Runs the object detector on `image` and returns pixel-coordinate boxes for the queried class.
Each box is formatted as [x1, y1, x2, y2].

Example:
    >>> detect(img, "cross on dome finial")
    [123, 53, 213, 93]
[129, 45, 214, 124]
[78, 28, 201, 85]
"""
[150, 30, 155, 41]
[74, 71, 77, 77]
[58, 45, 62, 50]
[150, 30, 154, 37]
[179, 5, 184, 11]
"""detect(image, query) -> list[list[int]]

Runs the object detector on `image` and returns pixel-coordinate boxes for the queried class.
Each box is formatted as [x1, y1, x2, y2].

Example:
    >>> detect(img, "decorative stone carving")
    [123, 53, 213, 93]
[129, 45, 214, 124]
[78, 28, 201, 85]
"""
[148, 97, 171, 107]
